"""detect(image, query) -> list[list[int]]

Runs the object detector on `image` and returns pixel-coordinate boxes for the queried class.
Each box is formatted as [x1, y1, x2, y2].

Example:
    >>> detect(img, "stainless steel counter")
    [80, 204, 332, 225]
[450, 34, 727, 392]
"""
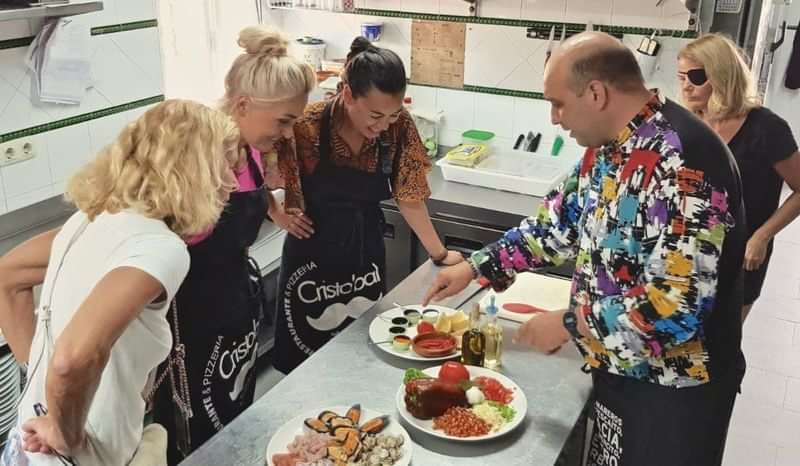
[180, 262, 592, 466]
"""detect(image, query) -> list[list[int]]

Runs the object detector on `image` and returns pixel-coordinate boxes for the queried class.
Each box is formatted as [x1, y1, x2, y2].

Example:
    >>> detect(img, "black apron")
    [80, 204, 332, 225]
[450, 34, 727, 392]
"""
[584, 370, 739, 466]
[272, 100, 396, 374]
[152, 150, 269, 465]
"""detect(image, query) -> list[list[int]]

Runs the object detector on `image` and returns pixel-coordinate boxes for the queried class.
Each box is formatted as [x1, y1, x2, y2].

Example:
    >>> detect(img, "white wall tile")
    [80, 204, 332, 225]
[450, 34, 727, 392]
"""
[6, 186, 55, 213]
[0, 20, 31, 41]
[464, 24, 547, 92]
[437, 88, 475, 135]
[403, 0, 439, 14]
[0, 135, 52, 198]
[107, 28, 164, 88]
[785, 377, 800, 413]
[406, 85, 438, 113]
[0, 91, 53, 135]
[661, 0, 692, 31]
[91, 35, 162, 106]
[439, 0, 470, 16]
[743, 313, 796, 346]
[88, 112, 128, 156]
[116, 0, 157, 24]
[479, 0, 522, 20]
[611, 0, 662, 29]
[512, 96, 554, 142]
[46, 124, 93, 183]
[727, 398, 800, 448]
[366, 0, 402, 10]
[52, 180, 67, 197]
[0, 199, 6, 215]
[565, 0, 612, 25]
[473, 93, 515, 139]
[521, 0, 566, 22]
[0, 48, 31, 94]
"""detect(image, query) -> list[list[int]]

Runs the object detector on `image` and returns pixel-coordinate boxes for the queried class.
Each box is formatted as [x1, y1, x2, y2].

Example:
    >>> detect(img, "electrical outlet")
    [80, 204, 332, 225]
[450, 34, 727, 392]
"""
[0, 139, 37, 167]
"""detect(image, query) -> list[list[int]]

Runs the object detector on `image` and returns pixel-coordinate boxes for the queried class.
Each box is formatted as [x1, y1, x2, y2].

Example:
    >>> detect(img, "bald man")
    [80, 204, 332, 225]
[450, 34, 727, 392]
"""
[424, 32, 746, 465]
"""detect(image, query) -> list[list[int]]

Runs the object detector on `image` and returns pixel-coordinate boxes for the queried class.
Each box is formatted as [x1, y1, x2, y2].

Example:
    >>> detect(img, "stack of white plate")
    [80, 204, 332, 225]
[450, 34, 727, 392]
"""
[0, 348, 21, 444]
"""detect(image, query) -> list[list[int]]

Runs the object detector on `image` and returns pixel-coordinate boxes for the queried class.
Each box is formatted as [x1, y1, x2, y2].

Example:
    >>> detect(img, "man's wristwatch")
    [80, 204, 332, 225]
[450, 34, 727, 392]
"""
[563, 310, 582, 339]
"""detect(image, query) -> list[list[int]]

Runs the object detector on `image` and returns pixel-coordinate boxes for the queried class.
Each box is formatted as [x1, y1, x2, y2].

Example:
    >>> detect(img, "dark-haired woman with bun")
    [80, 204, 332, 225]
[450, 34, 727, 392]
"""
[150, 26, 316, 464]
[271, 37, 464, 373]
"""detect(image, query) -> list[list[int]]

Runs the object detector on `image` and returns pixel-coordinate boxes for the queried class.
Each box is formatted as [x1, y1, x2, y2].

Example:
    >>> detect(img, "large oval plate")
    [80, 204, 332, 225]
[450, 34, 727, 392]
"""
[395, 365, 528, 442]
[368, 304, 462, 362]
[266, 406, 413, 466]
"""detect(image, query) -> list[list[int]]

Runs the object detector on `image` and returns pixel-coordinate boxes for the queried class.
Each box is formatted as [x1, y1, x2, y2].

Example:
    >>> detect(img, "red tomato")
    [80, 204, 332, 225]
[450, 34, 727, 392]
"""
[472, 376, 514, 404]
[417, 322, 435, 334]
[438, 361, 470, 384]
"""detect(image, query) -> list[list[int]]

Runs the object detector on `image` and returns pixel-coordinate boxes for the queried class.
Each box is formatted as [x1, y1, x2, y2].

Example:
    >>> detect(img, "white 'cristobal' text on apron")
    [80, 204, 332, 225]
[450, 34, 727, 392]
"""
[588, 400, 624, 466]
[298, 262, 382, 304]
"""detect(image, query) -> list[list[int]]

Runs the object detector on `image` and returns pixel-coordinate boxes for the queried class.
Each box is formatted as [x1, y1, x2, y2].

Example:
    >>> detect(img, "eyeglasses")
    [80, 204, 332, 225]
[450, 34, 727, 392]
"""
[680, 68, 708, 86]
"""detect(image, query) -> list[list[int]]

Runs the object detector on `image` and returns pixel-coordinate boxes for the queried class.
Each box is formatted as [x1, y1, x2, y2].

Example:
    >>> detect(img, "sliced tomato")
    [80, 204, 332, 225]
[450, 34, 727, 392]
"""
[438, 361, 470, 384]
[417, 321, 435, 334]
[472, 376, 514, 404]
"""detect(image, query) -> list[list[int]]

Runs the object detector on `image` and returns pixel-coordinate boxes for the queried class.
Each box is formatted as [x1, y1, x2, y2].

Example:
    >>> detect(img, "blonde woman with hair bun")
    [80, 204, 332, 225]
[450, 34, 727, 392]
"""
[678, 33, 800, 321]
[0, 100, 240, 466]
[149, 26, 316, 464]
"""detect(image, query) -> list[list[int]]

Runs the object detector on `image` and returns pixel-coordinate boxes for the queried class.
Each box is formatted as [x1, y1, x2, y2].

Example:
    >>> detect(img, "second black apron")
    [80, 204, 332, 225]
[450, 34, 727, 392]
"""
[272, 100, 396, 374]
[152, 150, 269, 465]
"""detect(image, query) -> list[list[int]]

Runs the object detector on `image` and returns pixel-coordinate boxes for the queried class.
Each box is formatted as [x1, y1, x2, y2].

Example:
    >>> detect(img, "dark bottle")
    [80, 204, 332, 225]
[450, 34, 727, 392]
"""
[461, 303, 485, 367]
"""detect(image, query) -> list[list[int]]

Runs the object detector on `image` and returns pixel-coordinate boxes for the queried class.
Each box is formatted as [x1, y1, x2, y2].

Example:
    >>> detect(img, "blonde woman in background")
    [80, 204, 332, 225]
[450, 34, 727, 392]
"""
[149, 26, 316, 464]
[678, 34, 800, 320]
[0, 100, 241, 466]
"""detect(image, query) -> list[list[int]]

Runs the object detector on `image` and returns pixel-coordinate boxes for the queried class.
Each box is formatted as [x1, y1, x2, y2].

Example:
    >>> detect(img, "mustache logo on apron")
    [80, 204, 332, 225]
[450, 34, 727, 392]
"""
[306, 294, 382, 332]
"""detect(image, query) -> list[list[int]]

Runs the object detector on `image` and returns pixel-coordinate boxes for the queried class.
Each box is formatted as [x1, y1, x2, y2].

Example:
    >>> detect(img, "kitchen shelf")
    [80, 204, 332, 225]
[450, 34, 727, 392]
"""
[0, 1, 102, 23]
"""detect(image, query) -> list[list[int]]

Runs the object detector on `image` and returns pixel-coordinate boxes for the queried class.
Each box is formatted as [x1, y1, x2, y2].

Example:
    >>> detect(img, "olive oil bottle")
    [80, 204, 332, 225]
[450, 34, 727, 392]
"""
[461, 303, 486, 366]
[482, 295, 503, 369]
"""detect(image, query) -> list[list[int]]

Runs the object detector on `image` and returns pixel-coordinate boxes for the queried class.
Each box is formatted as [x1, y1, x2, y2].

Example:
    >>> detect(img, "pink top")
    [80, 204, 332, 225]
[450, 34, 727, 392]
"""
[186, 148, 265, 245]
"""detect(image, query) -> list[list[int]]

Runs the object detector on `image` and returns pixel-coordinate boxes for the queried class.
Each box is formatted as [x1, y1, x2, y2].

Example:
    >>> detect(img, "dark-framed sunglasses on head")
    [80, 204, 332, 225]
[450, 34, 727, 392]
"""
[680, 68, 708, 86]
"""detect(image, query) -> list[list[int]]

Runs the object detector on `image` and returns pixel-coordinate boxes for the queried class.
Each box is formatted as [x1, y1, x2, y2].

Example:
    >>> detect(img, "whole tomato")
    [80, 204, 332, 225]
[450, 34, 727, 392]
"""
[438, 361, 470, 384]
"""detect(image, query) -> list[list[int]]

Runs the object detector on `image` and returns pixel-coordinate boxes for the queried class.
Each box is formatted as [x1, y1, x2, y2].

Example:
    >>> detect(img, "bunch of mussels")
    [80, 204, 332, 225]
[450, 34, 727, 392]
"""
[303, 404, 394, 465]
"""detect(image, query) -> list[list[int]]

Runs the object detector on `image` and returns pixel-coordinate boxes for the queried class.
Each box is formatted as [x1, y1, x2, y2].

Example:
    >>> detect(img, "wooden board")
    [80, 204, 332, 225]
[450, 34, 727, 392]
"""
[410, 20, 466, 89]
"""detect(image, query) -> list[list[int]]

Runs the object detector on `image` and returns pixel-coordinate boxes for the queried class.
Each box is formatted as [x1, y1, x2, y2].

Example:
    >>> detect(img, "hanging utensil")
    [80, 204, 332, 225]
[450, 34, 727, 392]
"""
[544, 25, 557, 65]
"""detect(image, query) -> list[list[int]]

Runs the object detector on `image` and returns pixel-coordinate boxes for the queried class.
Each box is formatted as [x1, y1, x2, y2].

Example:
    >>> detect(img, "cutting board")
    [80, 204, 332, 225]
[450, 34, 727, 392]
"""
[479, 272, 572, 323]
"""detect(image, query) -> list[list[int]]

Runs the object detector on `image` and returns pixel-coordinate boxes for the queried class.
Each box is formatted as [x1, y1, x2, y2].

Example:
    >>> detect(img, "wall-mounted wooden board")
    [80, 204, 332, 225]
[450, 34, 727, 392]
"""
[410, 20, 466, 89]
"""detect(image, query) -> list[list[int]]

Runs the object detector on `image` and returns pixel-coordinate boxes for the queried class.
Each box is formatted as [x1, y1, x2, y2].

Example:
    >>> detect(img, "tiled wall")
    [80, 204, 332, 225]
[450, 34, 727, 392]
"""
[354, 0, 690, 28]
[0, 0, 162, 216]
[266, 3, 693, 152]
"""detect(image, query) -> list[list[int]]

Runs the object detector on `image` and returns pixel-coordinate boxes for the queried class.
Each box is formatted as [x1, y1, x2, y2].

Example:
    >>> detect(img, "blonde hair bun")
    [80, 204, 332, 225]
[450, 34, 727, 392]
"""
[238, 26, 288, 57]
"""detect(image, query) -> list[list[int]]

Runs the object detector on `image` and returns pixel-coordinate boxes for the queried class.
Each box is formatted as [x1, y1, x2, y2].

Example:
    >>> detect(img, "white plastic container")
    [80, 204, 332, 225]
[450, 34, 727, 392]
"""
[461, 129, 495, 154]
[437, 146, 582, 197]
[293, 36, 326, 71]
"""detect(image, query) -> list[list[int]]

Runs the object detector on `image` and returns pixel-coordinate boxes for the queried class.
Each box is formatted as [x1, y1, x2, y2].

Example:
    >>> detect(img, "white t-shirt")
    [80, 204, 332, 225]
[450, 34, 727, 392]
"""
[17, 210, 190, 466]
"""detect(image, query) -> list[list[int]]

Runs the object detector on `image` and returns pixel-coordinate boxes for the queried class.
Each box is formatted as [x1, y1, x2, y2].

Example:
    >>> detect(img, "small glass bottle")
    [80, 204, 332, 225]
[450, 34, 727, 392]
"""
[482, 295, 503, 370]
[461, 303, 486, 367]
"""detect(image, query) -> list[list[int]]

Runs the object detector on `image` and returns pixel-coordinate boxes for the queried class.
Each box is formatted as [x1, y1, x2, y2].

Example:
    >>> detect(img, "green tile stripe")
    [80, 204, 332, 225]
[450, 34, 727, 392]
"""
[0, 19, 158, 50]
[0, 95, 164, 143]
[91, 19, 158, 35]
[462, 85, 545, 100]
[409, 81, 546, 100]
[354, 8, 697, 38]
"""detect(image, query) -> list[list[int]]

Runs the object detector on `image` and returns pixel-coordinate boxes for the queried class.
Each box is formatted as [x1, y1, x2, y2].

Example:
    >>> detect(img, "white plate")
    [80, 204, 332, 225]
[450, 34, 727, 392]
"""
[368, 305, 462, 362]
[265, 406, 412, 466]
[395, 365, 528, 442]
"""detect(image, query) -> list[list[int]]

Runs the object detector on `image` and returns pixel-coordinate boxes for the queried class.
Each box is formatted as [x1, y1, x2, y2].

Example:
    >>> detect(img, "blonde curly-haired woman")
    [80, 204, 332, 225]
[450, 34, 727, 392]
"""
[678, 34, 800, 321]
[0, 100, 241, 466]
